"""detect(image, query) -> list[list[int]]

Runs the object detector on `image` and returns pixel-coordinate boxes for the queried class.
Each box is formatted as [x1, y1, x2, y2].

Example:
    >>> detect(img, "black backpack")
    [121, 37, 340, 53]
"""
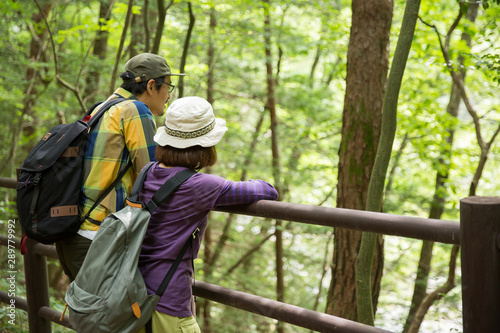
[16, 97, 129, 244]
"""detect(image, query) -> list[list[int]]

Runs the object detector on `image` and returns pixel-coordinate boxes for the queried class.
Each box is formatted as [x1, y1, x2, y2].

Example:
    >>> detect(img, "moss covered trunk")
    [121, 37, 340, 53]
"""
[325, 0, 393, 321]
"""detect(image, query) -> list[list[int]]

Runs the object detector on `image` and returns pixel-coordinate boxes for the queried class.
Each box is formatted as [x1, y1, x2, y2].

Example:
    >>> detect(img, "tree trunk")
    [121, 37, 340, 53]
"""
[84, 0, 112, 103]
[94, 0, 112, 66]
[356, 0, 420, 325]
[178, 2, 195, 98]
[201, 6, 216, 332]
[402, 37, 466, 333]
[143, 0, 151, 52]
[151, 0, 173, 54]
[109, 0, 134, 95]
[325, 0, 393, 321]
[263, 1, 285, 332]
[206, 6, 216, 105]
[129, 8, 142, 58]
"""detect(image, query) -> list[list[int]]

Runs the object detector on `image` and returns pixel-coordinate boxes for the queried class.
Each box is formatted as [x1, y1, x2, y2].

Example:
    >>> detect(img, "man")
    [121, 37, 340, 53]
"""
[56, 53, 185, 281]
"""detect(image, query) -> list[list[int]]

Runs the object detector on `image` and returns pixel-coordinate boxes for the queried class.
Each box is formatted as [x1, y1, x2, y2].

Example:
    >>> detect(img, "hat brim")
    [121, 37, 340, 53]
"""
[154, 118, 227, 148]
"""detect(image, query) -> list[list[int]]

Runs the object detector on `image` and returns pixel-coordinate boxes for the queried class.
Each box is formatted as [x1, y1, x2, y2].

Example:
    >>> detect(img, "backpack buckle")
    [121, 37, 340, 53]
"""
[192, 227, 200, 239]
[32, 173, 42, 185]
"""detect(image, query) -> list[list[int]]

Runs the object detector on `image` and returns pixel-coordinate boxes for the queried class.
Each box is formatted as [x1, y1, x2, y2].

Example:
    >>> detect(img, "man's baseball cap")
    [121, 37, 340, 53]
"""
[123, 53, 185, 82]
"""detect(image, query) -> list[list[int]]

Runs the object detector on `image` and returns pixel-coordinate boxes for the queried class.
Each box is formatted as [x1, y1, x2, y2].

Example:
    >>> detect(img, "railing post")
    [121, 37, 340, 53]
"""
[460, 196, 500, 332]
[23, 238, 52, 333]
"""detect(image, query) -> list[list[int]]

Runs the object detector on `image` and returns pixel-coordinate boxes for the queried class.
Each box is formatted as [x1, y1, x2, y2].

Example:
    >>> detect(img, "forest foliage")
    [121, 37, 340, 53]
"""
[0, 0, 499, 332]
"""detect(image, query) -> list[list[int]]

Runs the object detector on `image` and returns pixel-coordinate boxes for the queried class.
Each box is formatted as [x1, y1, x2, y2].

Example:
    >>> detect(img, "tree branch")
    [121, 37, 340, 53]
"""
[407, 245, 460, 333]
[419, 7, 485, 151]
[33, 0, 85, 112]
[420, 3, 499, 197]
[221, 233, 274, 279]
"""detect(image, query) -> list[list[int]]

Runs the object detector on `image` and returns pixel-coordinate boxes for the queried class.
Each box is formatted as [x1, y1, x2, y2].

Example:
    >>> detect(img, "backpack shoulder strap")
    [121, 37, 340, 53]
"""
[84, 101, 102, 118]
[85, 97, 127, 128]
[155, 220, 202, 297]
[82, 160, 133, 225]
[145, 169, 196, 214]
[128, 162, 156, 202]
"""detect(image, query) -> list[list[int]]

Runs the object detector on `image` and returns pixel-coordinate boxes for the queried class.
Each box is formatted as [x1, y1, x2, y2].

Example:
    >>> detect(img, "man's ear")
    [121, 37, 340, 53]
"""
[147, 79, 155, 94]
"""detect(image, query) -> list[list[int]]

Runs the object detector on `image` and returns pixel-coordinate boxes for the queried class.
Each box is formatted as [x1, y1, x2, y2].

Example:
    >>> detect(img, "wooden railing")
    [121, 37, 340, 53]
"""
[1, 176, 499, 332]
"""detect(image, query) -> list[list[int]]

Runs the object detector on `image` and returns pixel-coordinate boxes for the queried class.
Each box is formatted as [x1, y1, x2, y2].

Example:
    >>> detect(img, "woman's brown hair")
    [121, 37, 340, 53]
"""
[155, 145, 217, 171]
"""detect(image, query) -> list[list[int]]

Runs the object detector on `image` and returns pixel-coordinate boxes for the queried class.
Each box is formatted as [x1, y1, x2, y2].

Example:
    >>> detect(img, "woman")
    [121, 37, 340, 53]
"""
[138, 96, 278, 332]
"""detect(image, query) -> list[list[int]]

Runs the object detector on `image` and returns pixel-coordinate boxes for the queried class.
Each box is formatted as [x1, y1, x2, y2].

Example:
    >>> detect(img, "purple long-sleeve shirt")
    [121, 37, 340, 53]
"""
[138, 162, 278, 317]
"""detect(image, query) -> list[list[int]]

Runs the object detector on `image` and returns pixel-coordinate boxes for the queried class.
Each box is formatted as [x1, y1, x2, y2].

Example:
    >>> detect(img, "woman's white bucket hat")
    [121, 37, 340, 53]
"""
[154, 96, 228, 148]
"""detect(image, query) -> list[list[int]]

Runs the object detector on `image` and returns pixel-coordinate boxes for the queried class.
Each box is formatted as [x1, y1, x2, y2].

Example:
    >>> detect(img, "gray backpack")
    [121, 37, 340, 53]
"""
[65, 163, 196, 333]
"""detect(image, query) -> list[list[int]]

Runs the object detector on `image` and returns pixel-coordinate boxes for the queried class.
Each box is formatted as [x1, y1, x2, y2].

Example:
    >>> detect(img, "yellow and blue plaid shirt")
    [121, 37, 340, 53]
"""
[80, 88, 157, 231]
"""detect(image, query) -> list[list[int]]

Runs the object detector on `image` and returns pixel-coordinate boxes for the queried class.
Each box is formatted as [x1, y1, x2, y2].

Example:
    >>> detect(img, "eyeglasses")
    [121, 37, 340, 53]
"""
[163, 82, 176, 93]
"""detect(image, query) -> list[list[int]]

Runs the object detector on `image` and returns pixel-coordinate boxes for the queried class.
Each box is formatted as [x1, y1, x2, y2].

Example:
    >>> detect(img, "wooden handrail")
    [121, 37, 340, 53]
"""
[0, 235, 393, 333]
[2, 177, 500, 332]
[3, 176, 461, 244]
